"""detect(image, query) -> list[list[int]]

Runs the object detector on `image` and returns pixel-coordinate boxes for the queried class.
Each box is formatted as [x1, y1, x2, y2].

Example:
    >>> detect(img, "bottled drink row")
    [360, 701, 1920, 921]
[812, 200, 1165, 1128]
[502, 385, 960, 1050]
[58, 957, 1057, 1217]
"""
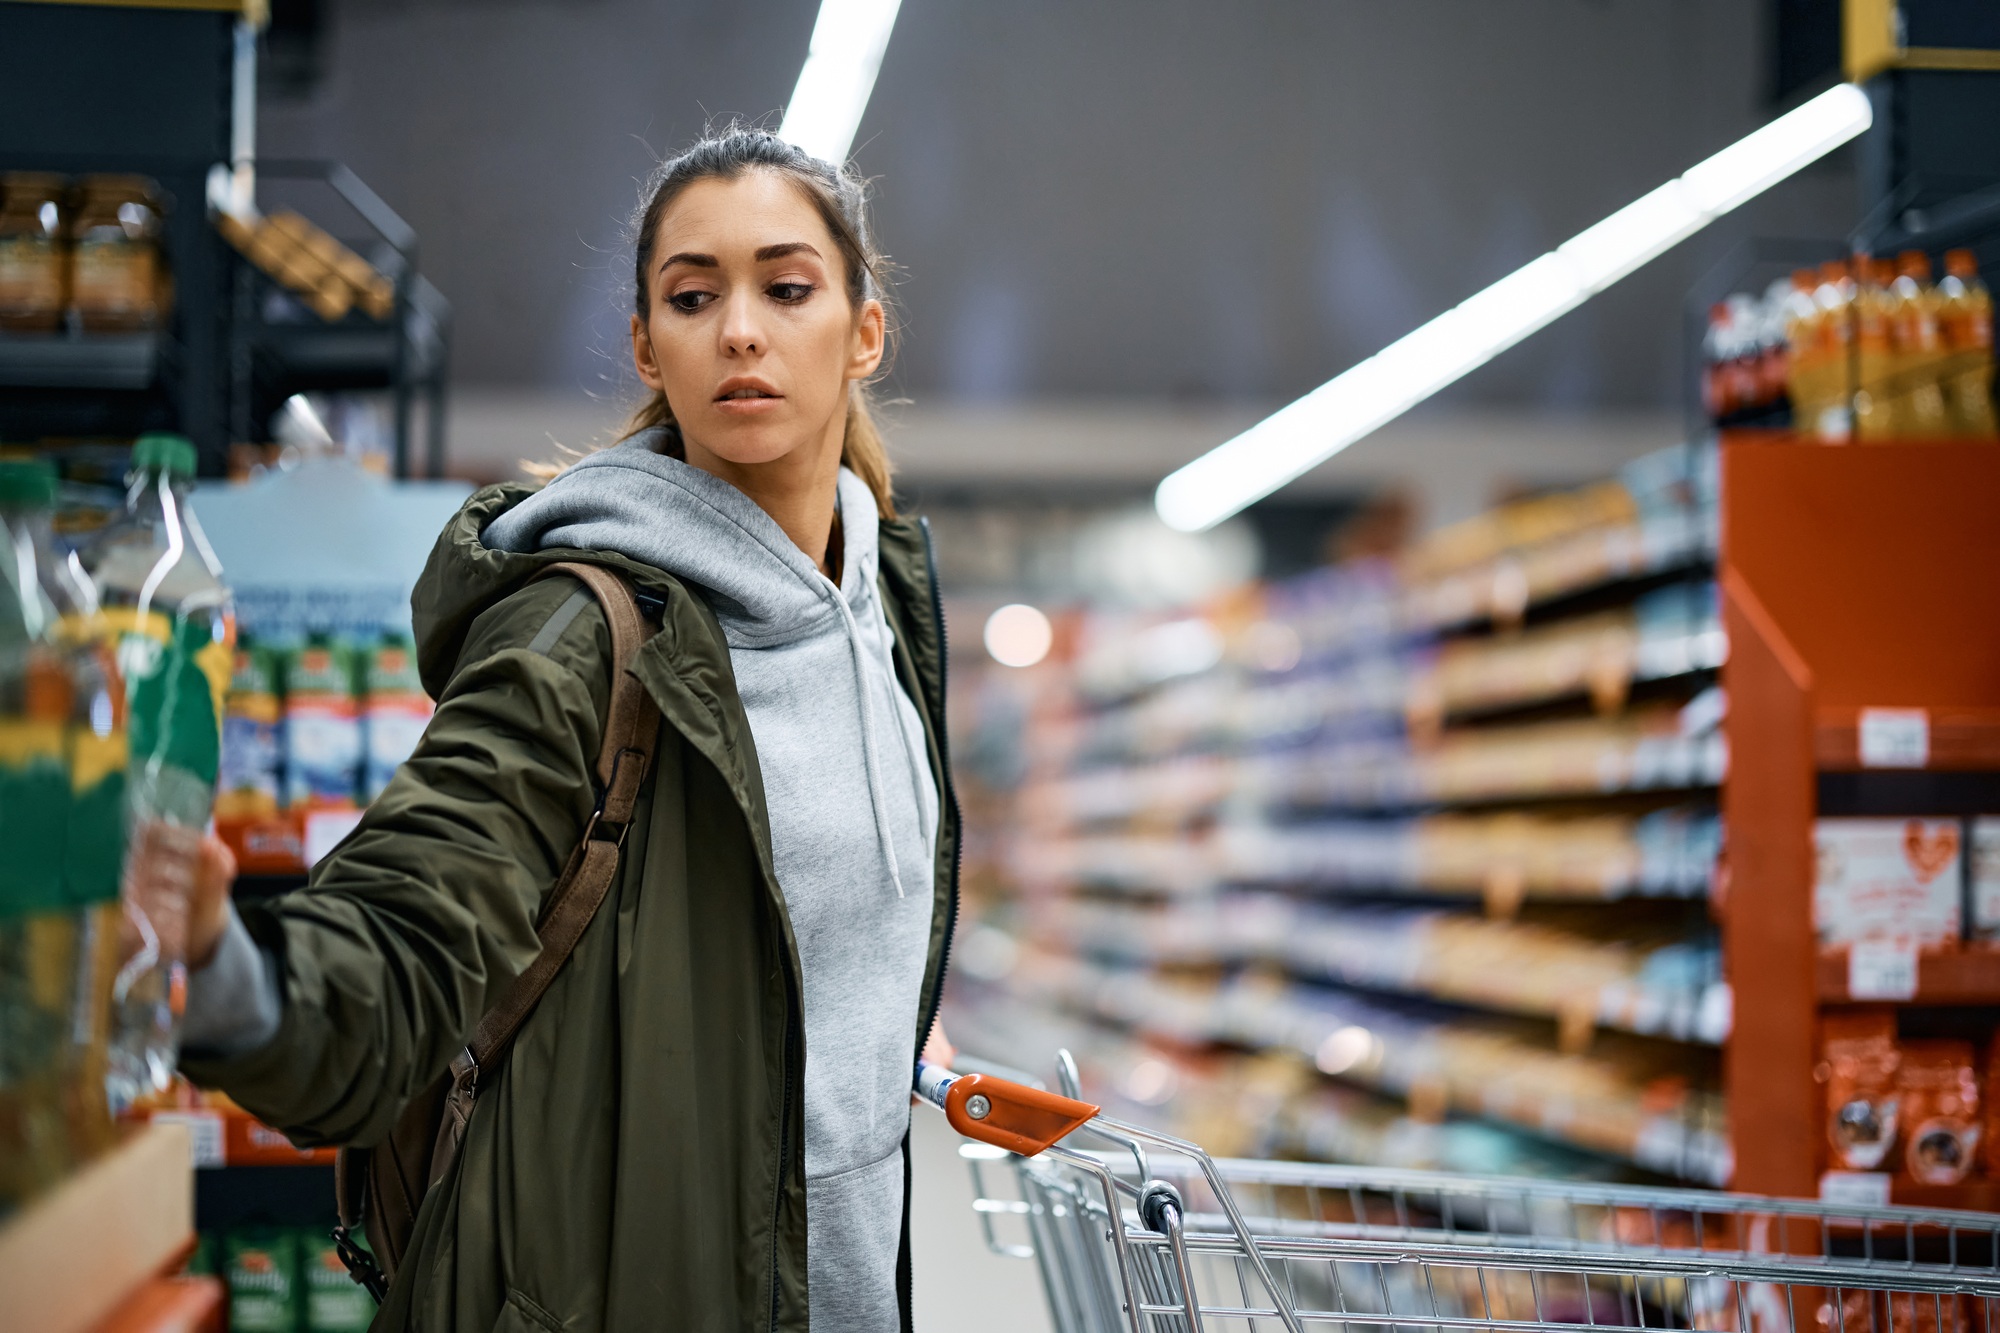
[1701, 248, 1996, 440]
[0, 171, 170, 335]
[0, 435, 230, 1211]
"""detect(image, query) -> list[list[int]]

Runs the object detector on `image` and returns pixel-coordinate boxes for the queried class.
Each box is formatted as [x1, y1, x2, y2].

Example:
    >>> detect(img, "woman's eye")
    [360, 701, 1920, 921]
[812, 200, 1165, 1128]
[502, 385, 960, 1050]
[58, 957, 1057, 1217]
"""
[667, 290, 715, 313]
[769, 282, 814, 303]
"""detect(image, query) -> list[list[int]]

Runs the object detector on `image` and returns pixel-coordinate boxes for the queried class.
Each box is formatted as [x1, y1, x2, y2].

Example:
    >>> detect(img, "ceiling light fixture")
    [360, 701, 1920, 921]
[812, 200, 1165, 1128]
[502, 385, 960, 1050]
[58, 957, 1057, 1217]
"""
[778, 0, 905, 163]
[1155, 82, 1874, 532]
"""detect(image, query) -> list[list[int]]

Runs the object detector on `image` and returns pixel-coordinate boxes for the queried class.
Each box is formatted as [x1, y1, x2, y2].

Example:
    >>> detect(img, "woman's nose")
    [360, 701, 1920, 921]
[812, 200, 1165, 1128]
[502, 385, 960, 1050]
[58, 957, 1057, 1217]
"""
[719, 291, 765, 355]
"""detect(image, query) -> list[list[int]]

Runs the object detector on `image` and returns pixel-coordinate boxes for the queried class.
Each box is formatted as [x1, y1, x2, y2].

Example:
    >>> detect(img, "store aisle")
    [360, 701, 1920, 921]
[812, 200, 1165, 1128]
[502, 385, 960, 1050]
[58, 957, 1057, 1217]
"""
[910, 1105, 1054, 1331]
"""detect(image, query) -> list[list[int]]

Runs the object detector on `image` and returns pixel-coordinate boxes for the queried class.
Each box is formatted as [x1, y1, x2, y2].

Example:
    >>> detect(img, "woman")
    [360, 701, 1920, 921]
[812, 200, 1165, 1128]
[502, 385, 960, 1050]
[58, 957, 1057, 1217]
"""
[180, 129, 960, 1333]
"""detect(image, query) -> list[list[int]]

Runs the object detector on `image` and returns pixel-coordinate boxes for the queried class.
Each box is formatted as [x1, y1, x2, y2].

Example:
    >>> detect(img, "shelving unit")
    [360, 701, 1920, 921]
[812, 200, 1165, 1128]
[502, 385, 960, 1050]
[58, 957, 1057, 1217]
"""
[1720, 433, 2000, 1206]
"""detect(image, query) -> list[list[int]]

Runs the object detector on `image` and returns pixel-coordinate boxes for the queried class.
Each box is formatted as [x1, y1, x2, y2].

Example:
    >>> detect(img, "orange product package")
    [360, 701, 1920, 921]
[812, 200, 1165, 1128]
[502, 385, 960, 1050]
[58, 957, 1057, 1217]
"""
[1896, 1039, 1980, 1186]
[1987, 1042, 2000, 1179]
[1820, 1009, 1901, 1171]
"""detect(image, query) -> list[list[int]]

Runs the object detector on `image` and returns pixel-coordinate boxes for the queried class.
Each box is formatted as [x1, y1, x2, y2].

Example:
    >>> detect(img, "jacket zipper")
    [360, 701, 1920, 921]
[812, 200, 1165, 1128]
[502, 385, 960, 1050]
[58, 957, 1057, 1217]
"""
[770, 1000, 795, 1332]
[901, 518, 963, 1333]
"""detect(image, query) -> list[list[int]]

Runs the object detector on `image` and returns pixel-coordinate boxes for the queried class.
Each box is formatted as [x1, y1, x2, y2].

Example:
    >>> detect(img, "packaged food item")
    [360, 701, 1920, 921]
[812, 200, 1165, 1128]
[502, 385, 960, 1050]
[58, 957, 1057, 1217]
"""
[1820, 1009, 1900, 1171]
[284, 637, 360, 808]
[299, 1228, 375, 1331]
[224, 1227, 299, 1332]
[1894, 1040, 1980, 1186]
[360, 633, 431, 801]
[1983, 1042, 2000, 1179]
[86, 433, 234, 1112]
[1970, 817, 2000, 946]
[68, 175, 166, 332]
[218, 639, 284, 821]
[0, 459, 123, 1206]
[1812, 817, 1961, 949]
[0, 172, 68, 331]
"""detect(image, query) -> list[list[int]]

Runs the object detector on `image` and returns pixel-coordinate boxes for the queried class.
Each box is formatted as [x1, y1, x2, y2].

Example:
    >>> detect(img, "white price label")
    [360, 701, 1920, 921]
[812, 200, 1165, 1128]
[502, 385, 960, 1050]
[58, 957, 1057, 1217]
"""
[152, 1110, 227, 1168]
[1859, 708, 1929, 769]
[1819, 1171, 1892, 1207]
[1848, 938, 1919, 1000]
[303, 808, 366, 867]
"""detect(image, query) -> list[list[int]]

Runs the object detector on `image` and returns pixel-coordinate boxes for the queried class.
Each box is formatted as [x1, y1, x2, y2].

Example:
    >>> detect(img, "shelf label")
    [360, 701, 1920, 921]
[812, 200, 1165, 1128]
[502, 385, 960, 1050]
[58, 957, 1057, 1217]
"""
[151, 1110, 226, 1168]
[1848, 938, 1919, 1000]
[303, 808, 366, 867]
[1859, 708, 1929, 769]
[1819, 1170, 1892, 1207]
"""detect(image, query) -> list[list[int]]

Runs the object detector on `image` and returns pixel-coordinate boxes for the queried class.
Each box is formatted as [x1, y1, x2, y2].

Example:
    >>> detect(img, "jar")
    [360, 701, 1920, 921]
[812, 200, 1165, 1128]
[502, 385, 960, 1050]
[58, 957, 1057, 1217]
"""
[69, 175, 166, 333]
[0, 173, 69, 332]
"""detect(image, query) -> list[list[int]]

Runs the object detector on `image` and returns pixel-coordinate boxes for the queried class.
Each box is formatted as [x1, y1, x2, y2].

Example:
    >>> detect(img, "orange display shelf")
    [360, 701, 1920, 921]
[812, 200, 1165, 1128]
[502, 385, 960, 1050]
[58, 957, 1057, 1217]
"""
[1720, 435, 2000, 1200]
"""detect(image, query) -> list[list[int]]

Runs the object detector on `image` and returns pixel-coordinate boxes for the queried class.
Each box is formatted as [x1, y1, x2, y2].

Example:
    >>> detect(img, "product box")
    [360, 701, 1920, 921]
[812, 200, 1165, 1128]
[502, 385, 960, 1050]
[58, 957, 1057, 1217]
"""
[284, 638, 360, 809]
[1970, 817, 2000, 946]
[218, 639, 284, 821]
[360, 635, 432, 802]
[225, 1227, 299, 1332]
[300, 1229, 375, 1331]
[1812, 818, 1962, 948]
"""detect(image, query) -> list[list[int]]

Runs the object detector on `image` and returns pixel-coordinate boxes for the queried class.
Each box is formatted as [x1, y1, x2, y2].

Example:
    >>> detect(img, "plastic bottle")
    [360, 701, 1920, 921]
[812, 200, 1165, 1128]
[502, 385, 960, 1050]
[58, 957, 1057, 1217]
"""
[87, 434, 233, 1111]
[0, 459, 122, 1205]
[1890, 251, 1949, 438]
[1807, 260, 1856, 440]
[1939, 249, 1997, 437]
[1781, 269, 1823, 432]
[1853, 257, 1898, 441]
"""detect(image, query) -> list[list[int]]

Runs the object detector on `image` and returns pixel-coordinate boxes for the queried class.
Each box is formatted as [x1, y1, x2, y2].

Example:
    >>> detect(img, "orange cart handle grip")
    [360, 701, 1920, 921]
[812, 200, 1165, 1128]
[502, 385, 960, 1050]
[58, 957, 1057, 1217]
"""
[914, 1062, 1100, 1157]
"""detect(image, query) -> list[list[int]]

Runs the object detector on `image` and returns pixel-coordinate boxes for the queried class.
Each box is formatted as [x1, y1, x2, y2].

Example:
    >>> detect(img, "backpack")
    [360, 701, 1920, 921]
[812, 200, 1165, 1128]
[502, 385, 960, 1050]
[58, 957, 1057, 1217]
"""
[332, 563, 662, 1301]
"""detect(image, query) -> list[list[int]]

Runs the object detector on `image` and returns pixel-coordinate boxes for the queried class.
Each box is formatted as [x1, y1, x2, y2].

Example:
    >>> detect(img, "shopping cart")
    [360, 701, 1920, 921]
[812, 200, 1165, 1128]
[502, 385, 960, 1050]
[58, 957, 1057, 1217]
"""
[915, 1054, 2000, 1333]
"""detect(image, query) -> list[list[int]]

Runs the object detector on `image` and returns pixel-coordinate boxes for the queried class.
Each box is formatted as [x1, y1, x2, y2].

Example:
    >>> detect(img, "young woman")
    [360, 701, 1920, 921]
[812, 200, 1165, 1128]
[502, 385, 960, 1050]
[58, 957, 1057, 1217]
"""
[179, 129, 959, 1333]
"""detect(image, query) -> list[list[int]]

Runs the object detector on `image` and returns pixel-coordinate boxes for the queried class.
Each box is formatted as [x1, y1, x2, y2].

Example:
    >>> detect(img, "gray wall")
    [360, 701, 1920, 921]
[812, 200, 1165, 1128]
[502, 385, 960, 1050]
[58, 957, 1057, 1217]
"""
[262, 0, 1857, 408]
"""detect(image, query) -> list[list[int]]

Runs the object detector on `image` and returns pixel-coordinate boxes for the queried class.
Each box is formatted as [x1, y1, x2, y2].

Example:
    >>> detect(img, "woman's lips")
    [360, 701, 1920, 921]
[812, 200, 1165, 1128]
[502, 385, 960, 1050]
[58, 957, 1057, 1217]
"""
[714, 393, 784, 417]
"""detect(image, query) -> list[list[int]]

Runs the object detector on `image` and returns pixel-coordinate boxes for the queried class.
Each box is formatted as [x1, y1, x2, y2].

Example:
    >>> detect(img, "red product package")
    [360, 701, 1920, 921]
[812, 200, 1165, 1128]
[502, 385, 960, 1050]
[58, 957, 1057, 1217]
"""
[1896, 1039, 1981, 1186]
[1819, 1009, 1902, 1171]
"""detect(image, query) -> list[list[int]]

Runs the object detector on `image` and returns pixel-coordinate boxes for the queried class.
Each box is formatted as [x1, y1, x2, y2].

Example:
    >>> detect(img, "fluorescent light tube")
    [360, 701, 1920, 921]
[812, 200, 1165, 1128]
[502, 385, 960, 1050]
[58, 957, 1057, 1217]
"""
[779, 0, 905, 163]
[1155, 82, 1874, 533]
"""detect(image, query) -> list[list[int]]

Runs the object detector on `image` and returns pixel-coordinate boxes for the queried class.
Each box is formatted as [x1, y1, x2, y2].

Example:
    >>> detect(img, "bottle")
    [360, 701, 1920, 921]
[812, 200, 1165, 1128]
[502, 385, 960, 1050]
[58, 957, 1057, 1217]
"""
[1890, 251, 1949, 438]
[68, 176, 167, 333]
[1781, 268, 1823, 433]
[1939, 250, 1997, 437]
[1808, 260, 1856, 440]
[0, 172, 68, 333]
[87, 434, 234, 1112]
[0, 459, 122, 1206]
[1852, 257, 1897, 441]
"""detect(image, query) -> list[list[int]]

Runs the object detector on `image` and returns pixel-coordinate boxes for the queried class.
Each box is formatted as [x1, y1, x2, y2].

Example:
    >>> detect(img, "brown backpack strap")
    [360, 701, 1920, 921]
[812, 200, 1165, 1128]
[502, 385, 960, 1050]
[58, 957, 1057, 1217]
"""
[441, 563, 662, 1123]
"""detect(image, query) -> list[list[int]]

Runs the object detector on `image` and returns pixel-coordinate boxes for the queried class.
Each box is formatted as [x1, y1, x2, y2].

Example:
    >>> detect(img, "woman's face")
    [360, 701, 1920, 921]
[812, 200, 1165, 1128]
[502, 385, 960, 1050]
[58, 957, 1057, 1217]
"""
[632, 169, 884, 472]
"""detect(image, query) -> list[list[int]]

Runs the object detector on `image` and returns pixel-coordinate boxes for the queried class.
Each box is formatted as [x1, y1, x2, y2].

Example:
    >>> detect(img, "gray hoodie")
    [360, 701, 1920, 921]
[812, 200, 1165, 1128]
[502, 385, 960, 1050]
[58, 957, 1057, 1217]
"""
[482, 431, 939, 1332]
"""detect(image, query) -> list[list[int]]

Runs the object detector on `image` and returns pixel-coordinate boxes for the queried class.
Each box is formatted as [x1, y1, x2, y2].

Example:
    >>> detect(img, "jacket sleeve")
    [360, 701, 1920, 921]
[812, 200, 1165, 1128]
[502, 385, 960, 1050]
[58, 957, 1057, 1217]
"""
[179, 582, 611, 1147]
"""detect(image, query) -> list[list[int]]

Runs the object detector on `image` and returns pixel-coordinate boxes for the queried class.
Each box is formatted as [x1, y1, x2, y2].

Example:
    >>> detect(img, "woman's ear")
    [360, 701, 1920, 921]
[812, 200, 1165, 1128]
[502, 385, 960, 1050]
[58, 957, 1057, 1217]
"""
[847, 298, 886, 382]
[631, 313, 665, 391]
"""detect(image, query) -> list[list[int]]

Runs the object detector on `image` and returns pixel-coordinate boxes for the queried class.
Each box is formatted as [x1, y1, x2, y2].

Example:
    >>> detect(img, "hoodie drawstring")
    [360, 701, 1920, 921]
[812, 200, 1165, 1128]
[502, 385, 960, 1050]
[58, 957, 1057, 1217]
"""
[826, 578, 909, 898]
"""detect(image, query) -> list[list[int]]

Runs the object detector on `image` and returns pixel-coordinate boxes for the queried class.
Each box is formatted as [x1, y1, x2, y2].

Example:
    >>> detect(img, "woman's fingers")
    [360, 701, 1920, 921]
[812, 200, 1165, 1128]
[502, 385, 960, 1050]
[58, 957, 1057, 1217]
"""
[187, 835, 239, 970]
[920, 1018, 956, 1071]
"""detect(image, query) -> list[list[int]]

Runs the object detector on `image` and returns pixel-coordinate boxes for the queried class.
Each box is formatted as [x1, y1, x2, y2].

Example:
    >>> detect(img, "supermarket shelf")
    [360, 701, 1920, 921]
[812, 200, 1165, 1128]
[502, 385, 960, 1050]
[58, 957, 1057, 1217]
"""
[1888, 1180, 2000, 1213]
[0, 1122, 195, 1333]
[1815, 705, 2000, 770]
[1815, 948, 2000, 1004]
[0, 330, 161, 389]
[91, 1276, 223, 1333]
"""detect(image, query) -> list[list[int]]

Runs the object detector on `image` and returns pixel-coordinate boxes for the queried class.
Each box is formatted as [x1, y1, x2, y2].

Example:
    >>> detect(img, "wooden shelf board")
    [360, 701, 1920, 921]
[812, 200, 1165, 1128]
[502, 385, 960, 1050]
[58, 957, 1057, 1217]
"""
[0, 1122, 194, 1333]
[1816, 706, 2000, 770]
[90, 1275, 223, 1333]
[1816, 949, 2000, 1004]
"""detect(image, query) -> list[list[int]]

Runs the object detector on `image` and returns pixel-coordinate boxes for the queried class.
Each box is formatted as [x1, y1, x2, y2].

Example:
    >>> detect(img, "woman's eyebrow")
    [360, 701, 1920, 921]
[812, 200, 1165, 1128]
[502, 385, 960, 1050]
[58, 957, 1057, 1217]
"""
[754, 242, 821, 262]
[660, 251, 718, 271]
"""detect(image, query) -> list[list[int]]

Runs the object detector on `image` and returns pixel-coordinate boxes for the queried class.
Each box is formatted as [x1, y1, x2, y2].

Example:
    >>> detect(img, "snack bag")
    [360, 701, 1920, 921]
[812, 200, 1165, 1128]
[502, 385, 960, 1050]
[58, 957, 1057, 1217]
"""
[1821, 1009, 1900, 1170]
[1896, 1040, 1980, 1186]
[224, 1226, 299, 1332]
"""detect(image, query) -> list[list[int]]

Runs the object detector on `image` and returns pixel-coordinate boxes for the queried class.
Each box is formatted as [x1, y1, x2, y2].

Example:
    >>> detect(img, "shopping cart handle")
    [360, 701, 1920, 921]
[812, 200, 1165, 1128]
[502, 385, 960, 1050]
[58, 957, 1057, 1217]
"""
[914, 1061, 1100, 1157]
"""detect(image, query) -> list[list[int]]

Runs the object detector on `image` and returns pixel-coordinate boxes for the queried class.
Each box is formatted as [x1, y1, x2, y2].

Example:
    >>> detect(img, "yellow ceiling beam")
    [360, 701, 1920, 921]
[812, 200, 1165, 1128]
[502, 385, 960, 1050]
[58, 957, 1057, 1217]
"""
[1846, 0, 2000, 82]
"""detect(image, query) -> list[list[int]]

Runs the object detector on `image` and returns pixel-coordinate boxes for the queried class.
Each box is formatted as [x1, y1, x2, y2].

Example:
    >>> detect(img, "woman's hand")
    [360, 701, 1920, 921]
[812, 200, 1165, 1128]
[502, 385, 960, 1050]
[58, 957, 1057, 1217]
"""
[187, 834, 238, 970]
[920, 1018, 955, 1071]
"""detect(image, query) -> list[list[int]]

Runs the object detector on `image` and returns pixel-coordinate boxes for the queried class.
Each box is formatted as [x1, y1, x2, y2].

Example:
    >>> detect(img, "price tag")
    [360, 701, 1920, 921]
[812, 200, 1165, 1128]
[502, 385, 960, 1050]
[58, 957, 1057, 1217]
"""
[304, 808, 366, 867]
[1819, 1171, 1892, 1207]
[1859, 708, 1929, 769]
[1848, 938, 1919, 1000]
[152, 1110, 226, 1168]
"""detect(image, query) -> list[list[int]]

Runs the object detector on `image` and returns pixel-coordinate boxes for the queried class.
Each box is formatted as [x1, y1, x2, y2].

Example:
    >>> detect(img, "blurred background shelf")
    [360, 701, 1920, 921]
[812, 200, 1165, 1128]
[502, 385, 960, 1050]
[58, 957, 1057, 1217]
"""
[0, 329, 161, 389]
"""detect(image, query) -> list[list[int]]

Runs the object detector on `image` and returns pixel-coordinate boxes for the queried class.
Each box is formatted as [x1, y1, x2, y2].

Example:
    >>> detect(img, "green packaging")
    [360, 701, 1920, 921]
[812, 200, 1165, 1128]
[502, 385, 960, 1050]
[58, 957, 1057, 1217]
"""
[225, 1227, 299, 1332]
[299, 1228, 376, 1331]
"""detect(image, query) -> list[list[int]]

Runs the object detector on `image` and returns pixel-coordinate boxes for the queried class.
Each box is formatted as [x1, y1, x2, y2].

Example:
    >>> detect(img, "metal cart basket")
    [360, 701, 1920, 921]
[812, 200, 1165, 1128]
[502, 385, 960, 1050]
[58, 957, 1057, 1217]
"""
[917, 1055, 2000, 1333]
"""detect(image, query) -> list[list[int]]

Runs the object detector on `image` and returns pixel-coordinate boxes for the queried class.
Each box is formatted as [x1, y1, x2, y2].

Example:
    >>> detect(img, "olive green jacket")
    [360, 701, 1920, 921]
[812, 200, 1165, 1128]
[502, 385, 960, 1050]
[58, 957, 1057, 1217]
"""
[182, 483, 961, 1333]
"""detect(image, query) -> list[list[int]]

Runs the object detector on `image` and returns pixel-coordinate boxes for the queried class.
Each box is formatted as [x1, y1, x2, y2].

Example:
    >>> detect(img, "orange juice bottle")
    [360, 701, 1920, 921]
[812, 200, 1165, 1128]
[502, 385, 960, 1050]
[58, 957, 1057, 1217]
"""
[1940, 249, 1997, 437]
[1781, 268, 1823, 434]
[1891, 251, 1948, 437]
[1809, 260, 1856, 440]
[1852, 257, 1900, 440]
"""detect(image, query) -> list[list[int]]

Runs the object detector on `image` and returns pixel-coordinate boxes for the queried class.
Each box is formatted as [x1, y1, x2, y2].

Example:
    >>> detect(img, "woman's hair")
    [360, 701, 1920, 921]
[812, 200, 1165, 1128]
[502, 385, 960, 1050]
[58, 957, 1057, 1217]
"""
[544, 127, 899, 515]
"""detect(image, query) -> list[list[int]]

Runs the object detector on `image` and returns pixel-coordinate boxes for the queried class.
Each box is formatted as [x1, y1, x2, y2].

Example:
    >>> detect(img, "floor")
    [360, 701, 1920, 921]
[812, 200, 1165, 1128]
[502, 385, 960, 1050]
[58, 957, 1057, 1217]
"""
[909, 1105, 1054, 1332]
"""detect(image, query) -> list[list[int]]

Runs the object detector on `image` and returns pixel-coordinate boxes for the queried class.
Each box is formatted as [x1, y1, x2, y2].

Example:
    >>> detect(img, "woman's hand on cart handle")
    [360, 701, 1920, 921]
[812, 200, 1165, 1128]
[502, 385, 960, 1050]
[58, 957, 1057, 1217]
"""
[912, 1059, 1101, 1157]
